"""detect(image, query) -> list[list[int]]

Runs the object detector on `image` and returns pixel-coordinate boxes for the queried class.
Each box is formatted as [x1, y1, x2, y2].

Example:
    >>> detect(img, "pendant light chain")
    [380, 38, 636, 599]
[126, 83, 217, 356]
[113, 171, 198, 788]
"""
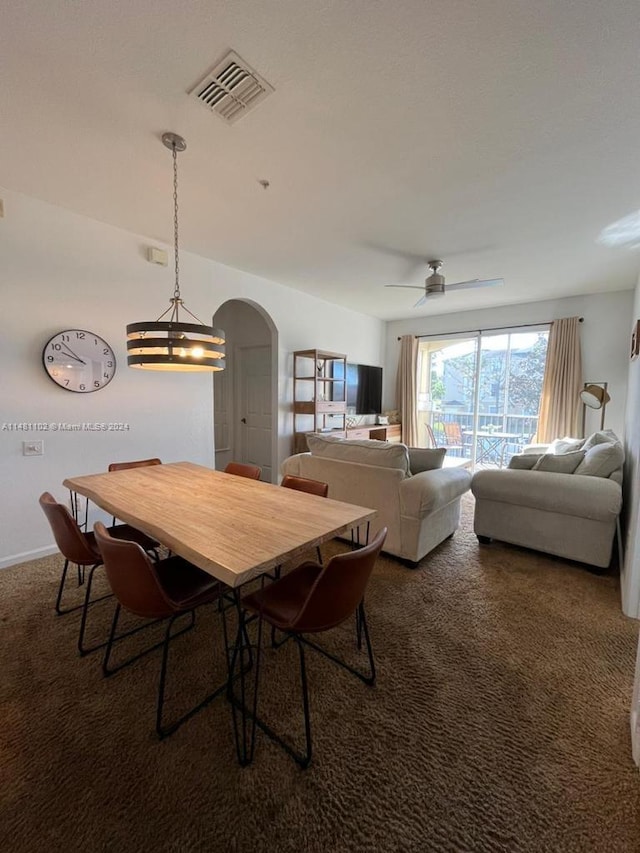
[172, 143, 181, 303]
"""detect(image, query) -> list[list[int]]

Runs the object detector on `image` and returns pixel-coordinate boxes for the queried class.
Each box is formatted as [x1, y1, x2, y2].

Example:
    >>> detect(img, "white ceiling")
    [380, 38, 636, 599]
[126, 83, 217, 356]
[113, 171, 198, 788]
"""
[2, 0, 640, 320]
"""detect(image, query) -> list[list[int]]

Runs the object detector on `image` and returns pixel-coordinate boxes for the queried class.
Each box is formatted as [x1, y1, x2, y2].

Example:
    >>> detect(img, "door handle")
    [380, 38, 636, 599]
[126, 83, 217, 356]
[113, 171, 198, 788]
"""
[241, 417, 247, 424]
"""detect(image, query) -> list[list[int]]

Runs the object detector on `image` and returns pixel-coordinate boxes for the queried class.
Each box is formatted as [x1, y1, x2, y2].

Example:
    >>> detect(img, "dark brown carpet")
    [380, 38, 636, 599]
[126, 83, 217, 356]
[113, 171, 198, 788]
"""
[1, 496, 638, 853]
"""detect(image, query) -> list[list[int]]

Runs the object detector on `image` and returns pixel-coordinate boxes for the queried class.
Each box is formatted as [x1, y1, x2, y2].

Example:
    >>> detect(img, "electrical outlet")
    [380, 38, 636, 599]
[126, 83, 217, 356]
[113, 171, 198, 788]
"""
[23, 440, 44, 456]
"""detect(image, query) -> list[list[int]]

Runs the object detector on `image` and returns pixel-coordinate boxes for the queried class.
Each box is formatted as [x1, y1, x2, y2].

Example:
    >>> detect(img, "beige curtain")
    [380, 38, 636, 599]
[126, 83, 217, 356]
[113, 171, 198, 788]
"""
[535, 317, 583, 443]
[396, 335, 419, 446]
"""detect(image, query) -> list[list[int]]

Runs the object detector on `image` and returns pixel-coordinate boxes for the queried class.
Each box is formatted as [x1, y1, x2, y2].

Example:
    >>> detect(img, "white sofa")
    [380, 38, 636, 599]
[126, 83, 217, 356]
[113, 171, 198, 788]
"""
[281, 435, 472, 564]
[471, 430, 623, 568]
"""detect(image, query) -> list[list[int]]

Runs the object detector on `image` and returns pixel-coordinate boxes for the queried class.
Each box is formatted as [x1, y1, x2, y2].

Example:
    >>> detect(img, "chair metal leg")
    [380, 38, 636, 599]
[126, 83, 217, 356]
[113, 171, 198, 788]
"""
[297, 637, 313, 768]
[56, 559, 77, 615]
[102, 607, 194, 677]
[236, 602, 375, 768]
[77, 563, 114, 656]
[55, 559, 96, 616]
[300, 600, 376, 686]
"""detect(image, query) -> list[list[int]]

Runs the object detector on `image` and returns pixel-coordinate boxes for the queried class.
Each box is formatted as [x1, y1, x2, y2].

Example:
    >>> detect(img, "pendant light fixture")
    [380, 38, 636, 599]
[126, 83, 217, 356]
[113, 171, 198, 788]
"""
[127, 132, 225, 371]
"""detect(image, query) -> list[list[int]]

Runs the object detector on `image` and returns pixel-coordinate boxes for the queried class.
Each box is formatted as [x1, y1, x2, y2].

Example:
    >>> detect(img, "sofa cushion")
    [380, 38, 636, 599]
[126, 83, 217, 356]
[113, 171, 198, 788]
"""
[306, 434, 411, 476]
[508, 453, 542, 470]
[548, 436, 585, 454]
[407, 447, 446, 474]
[574, 441, 624, 478]
[533, 450, 585, 474]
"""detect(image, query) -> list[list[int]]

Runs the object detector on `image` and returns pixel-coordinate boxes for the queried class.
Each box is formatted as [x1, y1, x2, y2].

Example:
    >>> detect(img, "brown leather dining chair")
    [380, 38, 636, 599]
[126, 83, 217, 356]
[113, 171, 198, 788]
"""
[93, 522, 226, 739]
[224, 461, 262, 480]
[108, 458, 162, 472]
[107, 458, 162, 555]
[281, 474, 328, 564]
[236, 526, 387, 768]
[39, 492, 160, 655]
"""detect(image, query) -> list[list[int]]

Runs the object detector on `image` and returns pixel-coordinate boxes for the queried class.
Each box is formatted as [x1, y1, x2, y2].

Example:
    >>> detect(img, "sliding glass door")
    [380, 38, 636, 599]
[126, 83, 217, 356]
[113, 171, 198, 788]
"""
[418, 327, 549, 469]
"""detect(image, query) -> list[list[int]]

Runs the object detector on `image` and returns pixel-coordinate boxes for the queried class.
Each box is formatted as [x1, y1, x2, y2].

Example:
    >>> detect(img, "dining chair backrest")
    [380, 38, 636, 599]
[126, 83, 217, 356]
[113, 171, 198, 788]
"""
[93, 522, 173, 619]
[291, 527, 387, 634]
[108, 458, 162, 472]
[281, 475, 328, 498]
[39, 492, 99, 565]
[224, 462, 262, 480]
[425, 424, 438, 448]
[444, 423, 463, 445]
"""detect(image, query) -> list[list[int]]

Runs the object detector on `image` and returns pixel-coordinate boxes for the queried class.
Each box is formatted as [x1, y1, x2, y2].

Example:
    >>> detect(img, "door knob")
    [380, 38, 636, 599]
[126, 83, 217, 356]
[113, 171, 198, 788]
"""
[241, 417, 247, 424]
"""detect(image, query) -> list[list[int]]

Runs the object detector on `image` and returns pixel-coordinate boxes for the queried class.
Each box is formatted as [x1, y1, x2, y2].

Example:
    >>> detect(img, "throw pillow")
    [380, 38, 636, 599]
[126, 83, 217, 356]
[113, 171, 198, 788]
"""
[306, 434, 411, 476]
[532, 450, 585, 474]
[582, 430, 623, 454]
[548, 436, 585, 455]
[574, 442, 624, 478]
[407, 447, 446, 474]
[507, 454, 542, 470]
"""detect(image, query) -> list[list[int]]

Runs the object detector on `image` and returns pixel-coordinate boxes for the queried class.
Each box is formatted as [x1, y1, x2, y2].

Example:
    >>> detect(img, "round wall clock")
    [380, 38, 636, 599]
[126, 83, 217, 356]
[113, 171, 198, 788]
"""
[42, 330, 116, 392]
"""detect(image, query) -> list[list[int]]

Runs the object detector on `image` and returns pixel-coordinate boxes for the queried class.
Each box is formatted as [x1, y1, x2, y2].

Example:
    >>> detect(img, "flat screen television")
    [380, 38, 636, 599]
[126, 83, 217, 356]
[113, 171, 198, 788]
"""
[333, 362, 383, 414]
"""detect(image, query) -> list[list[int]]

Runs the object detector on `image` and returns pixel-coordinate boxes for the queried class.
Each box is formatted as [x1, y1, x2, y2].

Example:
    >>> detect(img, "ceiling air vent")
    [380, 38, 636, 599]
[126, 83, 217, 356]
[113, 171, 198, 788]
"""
[190, 51, 274, 125]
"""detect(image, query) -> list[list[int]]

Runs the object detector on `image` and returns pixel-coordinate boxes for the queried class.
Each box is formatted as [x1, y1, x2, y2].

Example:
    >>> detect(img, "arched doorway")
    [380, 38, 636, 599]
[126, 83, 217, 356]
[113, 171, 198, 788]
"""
[213, 299, 278, 482]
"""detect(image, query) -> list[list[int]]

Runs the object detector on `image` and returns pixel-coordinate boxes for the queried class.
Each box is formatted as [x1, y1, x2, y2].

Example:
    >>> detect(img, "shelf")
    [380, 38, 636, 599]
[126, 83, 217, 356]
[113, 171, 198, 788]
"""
[293, 349, 347, 455]
[296, 376, 344, 382]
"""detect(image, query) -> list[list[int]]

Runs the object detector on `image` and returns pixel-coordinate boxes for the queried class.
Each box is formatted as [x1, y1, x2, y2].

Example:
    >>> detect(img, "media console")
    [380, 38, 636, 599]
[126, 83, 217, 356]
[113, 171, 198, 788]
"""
[345, 424, 402, 443]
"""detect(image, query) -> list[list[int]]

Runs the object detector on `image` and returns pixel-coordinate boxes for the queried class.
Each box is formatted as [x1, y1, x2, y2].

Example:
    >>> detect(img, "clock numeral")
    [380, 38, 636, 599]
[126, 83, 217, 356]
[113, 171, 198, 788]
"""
[52, 344, 62, 351]
[103, 348, 109, 355]
[61, 334, 70, 342]
[76, 332, 85, 340]
[94, 381, 100, 388]
[47, 355, 54, 362]
[103, 372, 110, 379]
[64, 379, 70, 386]
[79, 384, 86, 391]
[106, 361, 113, 367]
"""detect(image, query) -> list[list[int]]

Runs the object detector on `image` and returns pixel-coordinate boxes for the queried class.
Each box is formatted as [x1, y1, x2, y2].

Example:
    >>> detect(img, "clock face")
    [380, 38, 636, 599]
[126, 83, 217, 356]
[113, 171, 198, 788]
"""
[42, 330, 116, 393]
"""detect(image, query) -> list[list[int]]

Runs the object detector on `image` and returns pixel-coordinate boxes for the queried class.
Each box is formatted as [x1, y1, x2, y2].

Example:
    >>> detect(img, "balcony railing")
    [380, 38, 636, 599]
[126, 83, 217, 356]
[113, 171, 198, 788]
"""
[419, 410, 540, 466]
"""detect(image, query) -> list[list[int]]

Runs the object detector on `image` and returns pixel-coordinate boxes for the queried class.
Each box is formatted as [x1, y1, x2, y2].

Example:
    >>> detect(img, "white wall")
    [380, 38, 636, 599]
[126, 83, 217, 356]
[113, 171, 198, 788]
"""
[621, 275, 640, 618]
[383, 291, 633, 439]
[0, 188, 384, 567]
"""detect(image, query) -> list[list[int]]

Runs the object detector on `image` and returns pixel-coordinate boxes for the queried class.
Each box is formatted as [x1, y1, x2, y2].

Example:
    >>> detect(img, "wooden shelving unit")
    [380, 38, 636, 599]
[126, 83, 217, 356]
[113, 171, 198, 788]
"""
[293, 349, 347, 454]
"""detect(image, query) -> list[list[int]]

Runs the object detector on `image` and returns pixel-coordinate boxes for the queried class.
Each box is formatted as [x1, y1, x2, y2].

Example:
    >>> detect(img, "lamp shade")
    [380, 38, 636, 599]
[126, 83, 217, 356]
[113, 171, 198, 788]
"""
[580, 384, 611, 410]
[126, 321, 225, 371]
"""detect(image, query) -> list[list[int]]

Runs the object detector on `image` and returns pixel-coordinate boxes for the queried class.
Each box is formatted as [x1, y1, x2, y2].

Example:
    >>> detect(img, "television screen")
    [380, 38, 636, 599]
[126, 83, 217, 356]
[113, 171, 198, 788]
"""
[334, 362, 383, 414]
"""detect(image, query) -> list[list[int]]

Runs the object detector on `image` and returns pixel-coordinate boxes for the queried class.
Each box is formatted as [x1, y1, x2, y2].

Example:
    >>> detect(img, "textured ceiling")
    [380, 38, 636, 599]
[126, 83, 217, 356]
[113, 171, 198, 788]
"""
[1, 0, 639, 319]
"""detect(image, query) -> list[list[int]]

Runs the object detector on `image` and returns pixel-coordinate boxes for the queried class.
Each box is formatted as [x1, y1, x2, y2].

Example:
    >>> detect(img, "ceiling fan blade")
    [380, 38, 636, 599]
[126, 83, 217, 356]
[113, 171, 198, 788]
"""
[447, 278, 504, 292]
[413, 294, 428, 308]
[385, 284, 426, 291]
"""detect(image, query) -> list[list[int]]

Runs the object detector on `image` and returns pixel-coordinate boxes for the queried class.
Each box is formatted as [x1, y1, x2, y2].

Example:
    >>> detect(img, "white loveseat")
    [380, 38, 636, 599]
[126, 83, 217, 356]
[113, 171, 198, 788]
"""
[471, 430, 623, 568]
[281, 435, 471, 564]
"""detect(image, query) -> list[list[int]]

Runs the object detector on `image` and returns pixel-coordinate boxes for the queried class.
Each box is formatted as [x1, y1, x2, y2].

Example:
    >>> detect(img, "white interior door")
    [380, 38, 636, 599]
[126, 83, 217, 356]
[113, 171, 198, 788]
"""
[237, 345, 272, 481]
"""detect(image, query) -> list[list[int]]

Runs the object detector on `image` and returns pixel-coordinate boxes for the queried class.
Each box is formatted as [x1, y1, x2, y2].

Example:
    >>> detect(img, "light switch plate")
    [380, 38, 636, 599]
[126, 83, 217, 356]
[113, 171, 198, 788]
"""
[23, 440, 44, 456]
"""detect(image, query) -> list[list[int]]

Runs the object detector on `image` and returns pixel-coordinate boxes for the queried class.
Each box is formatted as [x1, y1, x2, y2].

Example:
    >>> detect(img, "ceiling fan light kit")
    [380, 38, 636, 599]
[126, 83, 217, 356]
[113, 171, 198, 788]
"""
[126, 133, 226, 372]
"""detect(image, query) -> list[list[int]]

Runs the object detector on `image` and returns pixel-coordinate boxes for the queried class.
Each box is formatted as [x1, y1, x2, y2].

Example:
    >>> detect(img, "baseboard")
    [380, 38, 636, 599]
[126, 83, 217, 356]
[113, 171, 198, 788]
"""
[0, 544, 59, 570]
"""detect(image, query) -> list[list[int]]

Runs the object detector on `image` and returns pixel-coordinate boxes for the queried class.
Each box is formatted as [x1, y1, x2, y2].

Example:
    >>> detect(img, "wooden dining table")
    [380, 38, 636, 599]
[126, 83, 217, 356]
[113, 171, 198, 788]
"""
[63, 461, 376, 589]
[63, 461, 377, 763]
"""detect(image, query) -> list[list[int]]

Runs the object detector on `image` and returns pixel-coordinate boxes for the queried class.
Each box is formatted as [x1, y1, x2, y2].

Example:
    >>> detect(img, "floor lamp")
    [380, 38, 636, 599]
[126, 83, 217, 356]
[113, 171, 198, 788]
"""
[580, 382, 610, 436]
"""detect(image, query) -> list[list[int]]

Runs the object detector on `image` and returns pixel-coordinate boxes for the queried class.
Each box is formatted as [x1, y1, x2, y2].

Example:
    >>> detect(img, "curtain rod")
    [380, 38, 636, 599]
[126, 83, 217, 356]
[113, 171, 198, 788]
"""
[397, 317, 584, 341]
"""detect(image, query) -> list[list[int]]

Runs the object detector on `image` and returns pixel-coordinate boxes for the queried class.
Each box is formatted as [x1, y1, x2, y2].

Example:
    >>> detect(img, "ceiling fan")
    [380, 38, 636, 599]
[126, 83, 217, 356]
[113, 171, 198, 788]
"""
[385, 259, 503, 307]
